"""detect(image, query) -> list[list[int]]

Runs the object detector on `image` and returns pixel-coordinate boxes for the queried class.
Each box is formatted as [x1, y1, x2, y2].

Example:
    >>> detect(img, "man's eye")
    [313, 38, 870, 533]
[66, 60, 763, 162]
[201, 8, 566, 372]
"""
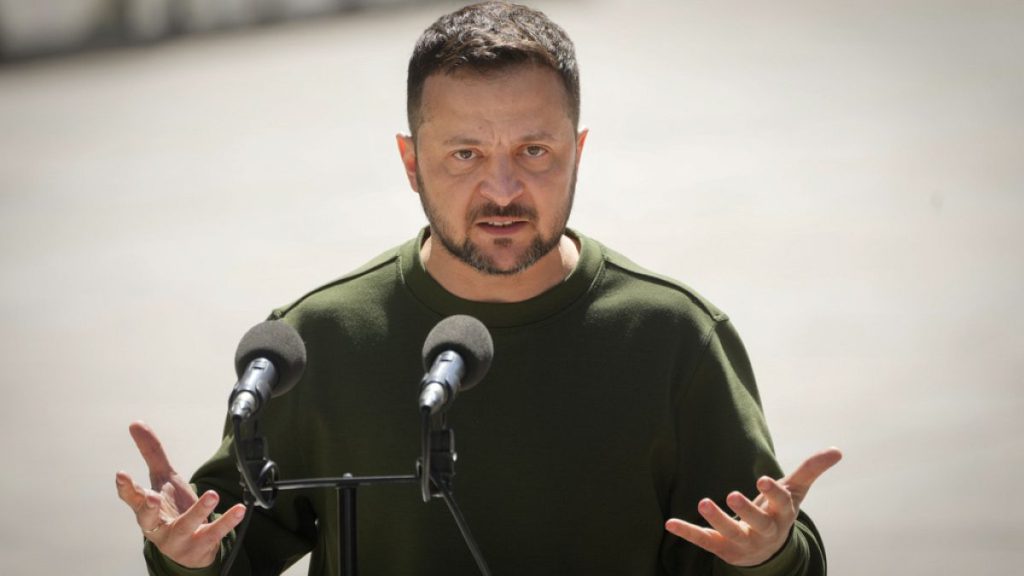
[453, 150, 476, 160]
[523, 145, 547, 157]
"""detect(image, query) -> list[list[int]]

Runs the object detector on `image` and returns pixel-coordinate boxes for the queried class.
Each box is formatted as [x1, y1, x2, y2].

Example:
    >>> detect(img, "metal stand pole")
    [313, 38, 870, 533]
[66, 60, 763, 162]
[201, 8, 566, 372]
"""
[339, 473, 357, 576]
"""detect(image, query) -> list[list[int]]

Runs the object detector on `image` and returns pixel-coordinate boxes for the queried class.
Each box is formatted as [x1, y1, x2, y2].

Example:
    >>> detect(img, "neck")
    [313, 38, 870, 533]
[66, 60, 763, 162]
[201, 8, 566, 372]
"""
[420, 233, 580, 303]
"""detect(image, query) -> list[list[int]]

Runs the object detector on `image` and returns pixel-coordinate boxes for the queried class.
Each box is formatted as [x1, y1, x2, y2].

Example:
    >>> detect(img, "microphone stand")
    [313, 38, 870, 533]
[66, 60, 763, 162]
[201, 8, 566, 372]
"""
[418, 409, 492, 576]
[225, 412, 491, 576]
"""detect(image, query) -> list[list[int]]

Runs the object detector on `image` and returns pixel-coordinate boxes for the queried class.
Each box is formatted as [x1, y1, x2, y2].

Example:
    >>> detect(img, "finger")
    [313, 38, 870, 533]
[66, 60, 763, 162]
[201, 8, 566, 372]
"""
[725, 491, 773, 534]
[782, 447, 843, 500]
[196, 503, 248, 543]
[155, 477, 199, 519]
[116, 472, 166, 531]
[136, 491, 166, 534]
[115, 471, 147, 512]
[129, 421, 176, 483]
[756, 477, 796, 526]
[697, 498, 746, 541]
[176, 490, 222, 535]
[664, 518, 727, 556]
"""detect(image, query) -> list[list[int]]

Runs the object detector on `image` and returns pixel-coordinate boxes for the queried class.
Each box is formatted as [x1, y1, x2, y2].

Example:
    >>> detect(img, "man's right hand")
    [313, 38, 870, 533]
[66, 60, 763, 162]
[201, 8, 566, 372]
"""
[115, 421, 247, 569]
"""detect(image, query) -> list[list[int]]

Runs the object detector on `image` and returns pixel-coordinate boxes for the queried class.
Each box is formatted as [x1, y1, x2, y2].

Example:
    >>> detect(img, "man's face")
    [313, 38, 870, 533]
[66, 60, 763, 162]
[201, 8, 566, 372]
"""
[399, 65, 587, 276]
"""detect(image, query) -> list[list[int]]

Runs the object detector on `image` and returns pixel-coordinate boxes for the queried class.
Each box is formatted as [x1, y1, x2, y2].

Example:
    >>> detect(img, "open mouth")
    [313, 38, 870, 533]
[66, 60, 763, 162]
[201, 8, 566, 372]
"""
[477, 220, 528, 234]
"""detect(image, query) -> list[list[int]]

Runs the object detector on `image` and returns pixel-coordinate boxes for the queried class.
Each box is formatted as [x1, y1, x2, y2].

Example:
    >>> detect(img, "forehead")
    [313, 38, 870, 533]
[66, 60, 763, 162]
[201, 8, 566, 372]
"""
[417, 65, 575, 140]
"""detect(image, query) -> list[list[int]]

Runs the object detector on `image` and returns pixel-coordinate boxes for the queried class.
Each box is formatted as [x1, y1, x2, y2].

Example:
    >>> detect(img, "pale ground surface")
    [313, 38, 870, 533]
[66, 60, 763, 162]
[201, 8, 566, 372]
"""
[1, 1, 1022, 574]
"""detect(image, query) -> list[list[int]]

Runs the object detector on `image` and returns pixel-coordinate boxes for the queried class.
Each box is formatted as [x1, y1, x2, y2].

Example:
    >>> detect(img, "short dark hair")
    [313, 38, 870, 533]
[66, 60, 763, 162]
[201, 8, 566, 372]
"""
[406, 1, 580, 138]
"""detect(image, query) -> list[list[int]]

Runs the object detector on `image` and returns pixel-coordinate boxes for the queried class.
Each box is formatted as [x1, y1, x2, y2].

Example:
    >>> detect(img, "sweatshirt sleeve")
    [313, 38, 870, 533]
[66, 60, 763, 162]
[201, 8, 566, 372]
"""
[660, 318, 827, 575]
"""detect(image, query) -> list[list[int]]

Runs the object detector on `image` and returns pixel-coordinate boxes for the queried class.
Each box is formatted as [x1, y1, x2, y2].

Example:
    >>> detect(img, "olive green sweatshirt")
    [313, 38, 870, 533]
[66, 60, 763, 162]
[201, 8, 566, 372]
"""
[145, 229, 826, 576]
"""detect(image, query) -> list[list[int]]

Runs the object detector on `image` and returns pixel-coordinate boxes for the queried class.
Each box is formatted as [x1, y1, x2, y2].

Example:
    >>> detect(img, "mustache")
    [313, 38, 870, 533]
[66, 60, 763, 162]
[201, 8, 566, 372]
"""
[470, 203, 537, 220]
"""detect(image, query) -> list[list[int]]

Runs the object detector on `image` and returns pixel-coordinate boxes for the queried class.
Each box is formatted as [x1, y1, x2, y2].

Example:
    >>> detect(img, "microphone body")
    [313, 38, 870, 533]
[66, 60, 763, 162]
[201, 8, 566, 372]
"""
[419, 350, 467, 414]
[418, 315, 493, 415]
[228, 320, 307, 420]
[230, 357, 279, 420]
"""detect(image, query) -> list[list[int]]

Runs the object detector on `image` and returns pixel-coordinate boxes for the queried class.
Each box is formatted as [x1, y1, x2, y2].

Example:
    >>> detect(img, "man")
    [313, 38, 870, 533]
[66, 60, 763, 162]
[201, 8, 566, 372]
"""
[116, 2, 841, 574]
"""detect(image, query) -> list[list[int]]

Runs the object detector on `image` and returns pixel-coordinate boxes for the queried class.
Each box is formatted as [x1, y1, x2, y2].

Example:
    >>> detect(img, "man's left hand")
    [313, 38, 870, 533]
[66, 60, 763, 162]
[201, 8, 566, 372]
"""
[664, 447, 842, 567]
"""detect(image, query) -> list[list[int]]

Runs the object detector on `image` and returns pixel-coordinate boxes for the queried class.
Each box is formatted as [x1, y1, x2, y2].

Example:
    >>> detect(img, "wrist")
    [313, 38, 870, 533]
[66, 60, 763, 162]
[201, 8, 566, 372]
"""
[713, 528, 805, 576]
[144, 538, 221, 576]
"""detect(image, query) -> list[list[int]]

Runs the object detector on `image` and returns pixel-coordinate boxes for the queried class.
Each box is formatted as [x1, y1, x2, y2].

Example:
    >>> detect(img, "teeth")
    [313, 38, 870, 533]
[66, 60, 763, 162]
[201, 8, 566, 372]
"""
[486, 221, 515, 227]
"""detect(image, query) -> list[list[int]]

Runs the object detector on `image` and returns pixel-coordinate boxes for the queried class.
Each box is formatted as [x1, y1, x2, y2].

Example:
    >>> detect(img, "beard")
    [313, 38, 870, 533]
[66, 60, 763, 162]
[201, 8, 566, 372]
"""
[416, 168, 577, 276]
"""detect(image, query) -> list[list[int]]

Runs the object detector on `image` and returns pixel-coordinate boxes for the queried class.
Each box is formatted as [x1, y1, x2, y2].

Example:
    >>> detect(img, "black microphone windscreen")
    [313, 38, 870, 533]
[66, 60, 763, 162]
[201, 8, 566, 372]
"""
[422, 315, 494, 391]
[234, 320, 307, 397]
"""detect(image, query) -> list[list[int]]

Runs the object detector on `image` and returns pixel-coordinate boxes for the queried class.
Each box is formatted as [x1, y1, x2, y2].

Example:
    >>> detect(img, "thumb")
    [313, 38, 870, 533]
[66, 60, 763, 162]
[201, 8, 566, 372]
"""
[129, 421, 176, 484]
[782, 447, 842, 507]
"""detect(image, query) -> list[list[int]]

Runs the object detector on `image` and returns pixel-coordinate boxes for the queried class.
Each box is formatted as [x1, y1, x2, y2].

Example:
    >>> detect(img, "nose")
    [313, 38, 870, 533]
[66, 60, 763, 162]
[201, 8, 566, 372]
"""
[477, 155, 524, 207]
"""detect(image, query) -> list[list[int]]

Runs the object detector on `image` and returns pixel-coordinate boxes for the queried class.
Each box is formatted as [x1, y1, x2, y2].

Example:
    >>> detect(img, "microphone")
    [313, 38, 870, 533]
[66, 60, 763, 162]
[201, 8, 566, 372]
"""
[419, 315, 493, 415]
[229, 320, 307, 420]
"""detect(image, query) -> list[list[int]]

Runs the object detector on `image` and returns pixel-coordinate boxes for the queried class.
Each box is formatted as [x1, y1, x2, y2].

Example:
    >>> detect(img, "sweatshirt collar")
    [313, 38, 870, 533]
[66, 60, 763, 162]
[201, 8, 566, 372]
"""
[399, 227, 602, 329]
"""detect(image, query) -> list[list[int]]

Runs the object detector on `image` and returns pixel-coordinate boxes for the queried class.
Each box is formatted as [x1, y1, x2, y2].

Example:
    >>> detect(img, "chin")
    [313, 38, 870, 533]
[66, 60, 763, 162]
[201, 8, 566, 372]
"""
[474, 242, 555, 276]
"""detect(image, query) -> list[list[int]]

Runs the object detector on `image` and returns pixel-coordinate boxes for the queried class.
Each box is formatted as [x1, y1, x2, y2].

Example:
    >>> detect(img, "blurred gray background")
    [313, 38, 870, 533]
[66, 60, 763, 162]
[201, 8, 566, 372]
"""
[1, 0, 1021, 574]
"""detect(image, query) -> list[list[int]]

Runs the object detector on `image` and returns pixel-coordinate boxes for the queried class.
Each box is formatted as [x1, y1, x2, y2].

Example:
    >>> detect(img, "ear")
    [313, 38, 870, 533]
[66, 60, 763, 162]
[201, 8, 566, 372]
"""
[396, 134, 420, 193]
[574, 127, 589, 168]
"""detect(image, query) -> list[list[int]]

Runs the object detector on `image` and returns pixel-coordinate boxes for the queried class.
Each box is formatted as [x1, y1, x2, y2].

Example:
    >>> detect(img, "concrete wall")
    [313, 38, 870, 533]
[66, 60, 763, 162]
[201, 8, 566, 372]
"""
[0, 0, 415, 58]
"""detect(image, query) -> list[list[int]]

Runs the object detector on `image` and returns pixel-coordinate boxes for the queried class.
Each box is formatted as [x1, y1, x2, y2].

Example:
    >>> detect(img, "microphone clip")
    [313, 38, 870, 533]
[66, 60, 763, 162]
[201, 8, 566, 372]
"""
[233, 418, 279, 509]
[417, 427, 456, 500]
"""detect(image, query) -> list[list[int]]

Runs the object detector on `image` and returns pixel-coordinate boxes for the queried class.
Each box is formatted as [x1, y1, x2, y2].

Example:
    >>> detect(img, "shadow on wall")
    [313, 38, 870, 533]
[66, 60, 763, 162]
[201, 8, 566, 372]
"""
[0, 0, 423, 61]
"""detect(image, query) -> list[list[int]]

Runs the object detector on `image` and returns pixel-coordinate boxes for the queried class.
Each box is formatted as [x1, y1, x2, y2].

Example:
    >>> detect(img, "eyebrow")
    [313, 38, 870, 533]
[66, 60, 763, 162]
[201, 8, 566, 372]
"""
[443, 136, 484, 146]
[520, 131, 559, 142]
[441, 131, 560, 147]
